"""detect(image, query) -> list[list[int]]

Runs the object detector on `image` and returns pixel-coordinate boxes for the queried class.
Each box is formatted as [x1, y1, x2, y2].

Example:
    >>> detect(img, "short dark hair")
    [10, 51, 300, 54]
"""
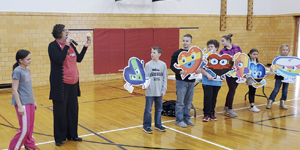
[222, 33, 233, 43]
[206, 39, 220, 50]
[52, 24, 65, 39]
[183, 34, 192, 41]
[152, 46, 162, 54]
[248, 48, 259, 63]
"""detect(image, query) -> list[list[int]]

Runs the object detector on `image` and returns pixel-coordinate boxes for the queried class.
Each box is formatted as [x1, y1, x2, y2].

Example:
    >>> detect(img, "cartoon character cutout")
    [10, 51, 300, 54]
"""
[123, 57, 150, 93]
[173, 46, 203, 80]
[271, 56, 300, 83]
[248, 63, 267, 88]
[203, 53, 234, 81]
[227, 53, 250, 83]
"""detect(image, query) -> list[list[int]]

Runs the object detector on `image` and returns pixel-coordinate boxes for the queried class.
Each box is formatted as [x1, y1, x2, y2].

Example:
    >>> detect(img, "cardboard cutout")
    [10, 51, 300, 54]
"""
[173, 46, 203, 80]
[271, 56, 300, 83]
[248, 63, 267, 88]
[123, 57, 150, 93]
[227, 53, 250, 83]
[203, 53, 234, 81]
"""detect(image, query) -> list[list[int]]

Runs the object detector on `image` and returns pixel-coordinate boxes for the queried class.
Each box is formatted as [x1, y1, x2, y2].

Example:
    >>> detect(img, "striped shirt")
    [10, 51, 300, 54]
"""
[219, 44, 242, 56]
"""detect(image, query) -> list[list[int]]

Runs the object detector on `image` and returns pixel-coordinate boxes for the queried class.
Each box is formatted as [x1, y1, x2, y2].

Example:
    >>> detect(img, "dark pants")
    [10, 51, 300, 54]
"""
[225, 76, 239, 109]
[52, 83, 79, 143]
[248, 86, 256, 104]
[202, 85, 221, 116]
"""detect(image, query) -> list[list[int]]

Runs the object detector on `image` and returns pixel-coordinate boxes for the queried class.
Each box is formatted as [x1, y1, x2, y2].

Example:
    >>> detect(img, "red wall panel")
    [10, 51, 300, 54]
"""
[93, 29, 110, 74]
[109, 29, 125, 73]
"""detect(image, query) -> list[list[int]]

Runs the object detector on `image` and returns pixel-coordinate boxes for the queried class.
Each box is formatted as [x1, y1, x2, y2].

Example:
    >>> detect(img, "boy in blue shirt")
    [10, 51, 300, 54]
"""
[143, 47, 167, 133]
[200, 39, 222, 121]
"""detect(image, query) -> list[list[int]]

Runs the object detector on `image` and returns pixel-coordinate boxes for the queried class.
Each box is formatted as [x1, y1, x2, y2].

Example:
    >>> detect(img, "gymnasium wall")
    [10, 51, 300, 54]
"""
[0, 12, 297, 86]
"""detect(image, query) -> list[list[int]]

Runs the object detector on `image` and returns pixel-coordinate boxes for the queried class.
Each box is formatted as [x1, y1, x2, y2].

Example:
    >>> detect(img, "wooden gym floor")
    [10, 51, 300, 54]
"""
[1, 74, 300, 150]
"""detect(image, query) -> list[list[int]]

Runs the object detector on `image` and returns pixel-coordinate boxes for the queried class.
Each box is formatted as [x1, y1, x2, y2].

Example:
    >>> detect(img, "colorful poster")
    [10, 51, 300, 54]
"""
[123, 57, 150, 93]
[203, 53, 234, 81]
[248, 63, 267, 88]
[271, 56, 300, 83]
[227, 53, 250, 83]
[173, 46, 203, 80]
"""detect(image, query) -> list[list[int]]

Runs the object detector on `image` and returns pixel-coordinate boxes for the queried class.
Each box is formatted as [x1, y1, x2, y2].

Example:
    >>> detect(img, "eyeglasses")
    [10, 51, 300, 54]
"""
[63, 29, 68, 32]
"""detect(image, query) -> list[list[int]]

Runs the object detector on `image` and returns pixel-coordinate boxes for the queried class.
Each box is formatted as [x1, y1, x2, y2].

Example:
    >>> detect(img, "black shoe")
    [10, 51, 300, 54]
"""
[67, 137, 82, 141]
[55, 141, 63, 146]
[25, 146, 36, 150]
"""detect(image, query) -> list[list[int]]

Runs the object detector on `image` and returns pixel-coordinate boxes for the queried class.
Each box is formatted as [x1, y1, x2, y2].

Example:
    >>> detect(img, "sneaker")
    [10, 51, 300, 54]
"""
[184, 119, 194, 126]
[249, 105, 260, 112]
[25, 146, 36, 150]
[175, 121, 187, 128]
[202, 116, 210, 122]
[227, 109, 238, 117]
[266, 100, 273, 109]
[155, 126, 166, 132]
[210, 114, 217, 121]
[143, 127, 153, 134]
[223, 106, 228, 113]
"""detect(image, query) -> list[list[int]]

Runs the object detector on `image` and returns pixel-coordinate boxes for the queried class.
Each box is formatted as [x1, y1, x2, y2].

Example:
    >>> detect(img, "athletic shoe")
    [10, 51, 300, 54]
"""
[223, 106, 228, 113]
[184, 119, 195, 126]
[155, 126, 166, 132]
[143, 127, 153, 134]
[25, 146, 36, 150]
[227, 109, 238, 117]
[210, 114, 217, 121]
[202, 116, 210, 122]
[175, 121, 187, 128]
[249, 105, 260, 112]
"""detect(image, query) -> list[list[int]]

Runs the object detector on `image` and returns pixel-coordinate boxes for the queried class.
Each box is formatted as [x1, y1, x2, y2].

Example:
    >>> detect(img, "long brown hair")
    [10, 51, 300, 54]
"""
[247, 48, 259, 63]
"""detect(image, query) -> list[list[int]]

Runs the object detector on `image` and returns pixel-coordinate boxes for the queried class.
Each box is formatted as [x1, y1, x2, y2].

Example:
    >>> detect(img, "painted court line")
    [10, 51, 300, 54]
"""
[6, 98, 299, 149]
[164, 125, 233, 150]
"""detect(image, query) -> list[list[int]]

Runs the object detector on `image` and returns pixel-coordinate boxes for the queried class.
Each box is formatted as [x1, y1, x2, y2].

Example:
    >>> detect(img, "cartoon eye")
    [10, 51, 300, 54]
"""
[292, 66, 297, 71]
[238, 62, 243, 68]
[258, 71, 262, 76]
[131, 75, 137, 80]
[135, 69, 140, 74]
[253, 71, 257, 76]
[191, 53, 196, 60]
[210, 58, 218, 65]
[182, 58, 186, 63]
[219, 59, 228, 66]
[282, 65, 287, 71]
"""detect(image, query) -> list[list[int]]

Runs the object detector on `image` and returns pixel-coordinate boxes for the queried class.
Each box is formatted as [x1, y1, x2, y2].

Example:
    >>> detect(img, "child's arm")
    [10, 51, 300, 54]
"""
[199, 68, 213, 81]
[144, 63, 150, 90]
[161, 64, 168, 97]
[32, 92, 38, 110]
[12, 79, 25, 115]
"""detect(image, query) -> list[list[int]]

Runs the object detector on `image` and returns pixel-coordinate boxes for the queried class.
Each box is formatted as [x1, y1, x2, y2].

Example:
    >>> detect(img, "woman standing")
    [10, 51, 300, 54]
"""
[48, 24, 91, 146]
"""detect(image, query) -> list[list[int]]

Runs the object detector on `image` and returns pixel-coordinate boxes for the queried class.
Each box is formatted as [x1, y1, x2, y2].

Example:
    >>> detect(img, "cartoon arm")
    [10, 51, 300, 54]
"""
[161, 64, 168, 96]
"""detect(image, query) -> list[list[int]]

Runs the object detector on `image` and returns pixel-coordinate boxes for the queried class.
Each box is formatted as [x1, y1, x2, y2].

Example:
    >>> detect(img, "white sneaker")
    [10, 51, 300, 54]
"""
[249, 105, 260, 112]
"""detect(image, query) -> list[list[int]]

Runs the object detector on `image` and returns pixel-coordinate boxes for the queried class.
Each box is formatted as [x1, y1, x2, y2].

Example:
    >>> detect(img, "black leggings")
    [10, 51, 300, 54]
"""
[248, 85, 256, 104]
[225, 76, 239, 109]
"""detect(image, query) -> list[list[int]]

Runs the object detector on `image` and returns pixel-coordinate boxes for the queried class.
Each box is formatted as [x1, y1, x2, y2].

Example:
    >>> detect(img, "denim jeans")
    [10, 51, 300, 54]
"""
[269, 78, 289, 101]
[202, 85, 221, 116]
[143, 96, 163, 128]
[175, 80, 195, 122]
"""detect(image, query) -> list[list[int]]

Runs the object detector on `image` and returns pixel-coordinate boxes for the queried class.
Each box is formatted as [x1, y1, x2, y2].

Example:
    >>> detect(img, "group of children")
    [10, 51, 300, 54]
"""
[8, 34, 292, 149]
[142, 33, 292, 133]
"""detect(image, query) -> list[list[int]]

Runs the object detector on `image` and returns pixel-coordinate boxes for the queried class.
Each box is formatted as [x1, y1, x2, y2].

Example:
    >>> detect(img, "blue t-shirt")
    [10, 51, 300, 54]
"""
[201, 61, 222, 86]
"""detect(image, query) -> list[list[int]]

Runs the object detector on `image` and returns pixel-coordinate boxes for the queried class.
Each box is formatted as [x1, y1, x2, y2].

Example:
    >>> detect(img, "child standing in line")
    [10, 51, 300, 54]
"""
[267, 44, 290, 109]
[200, 39, 222, 122]
[143, 47, 167, 134]
[9, 49, 38, 150]
[219, 33, 242, 117]
[170, 34, 198, 128]
[246, 48, 261, 112]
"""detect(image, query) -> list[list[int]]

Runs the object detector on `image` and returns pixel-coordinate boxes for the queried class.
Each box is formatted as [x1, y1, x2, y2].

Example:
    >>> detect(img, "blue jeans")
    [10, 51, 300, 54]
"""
[175, 80, 195, 122]
[143, 96, 163, 128]
[269, 78, 289, 101]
